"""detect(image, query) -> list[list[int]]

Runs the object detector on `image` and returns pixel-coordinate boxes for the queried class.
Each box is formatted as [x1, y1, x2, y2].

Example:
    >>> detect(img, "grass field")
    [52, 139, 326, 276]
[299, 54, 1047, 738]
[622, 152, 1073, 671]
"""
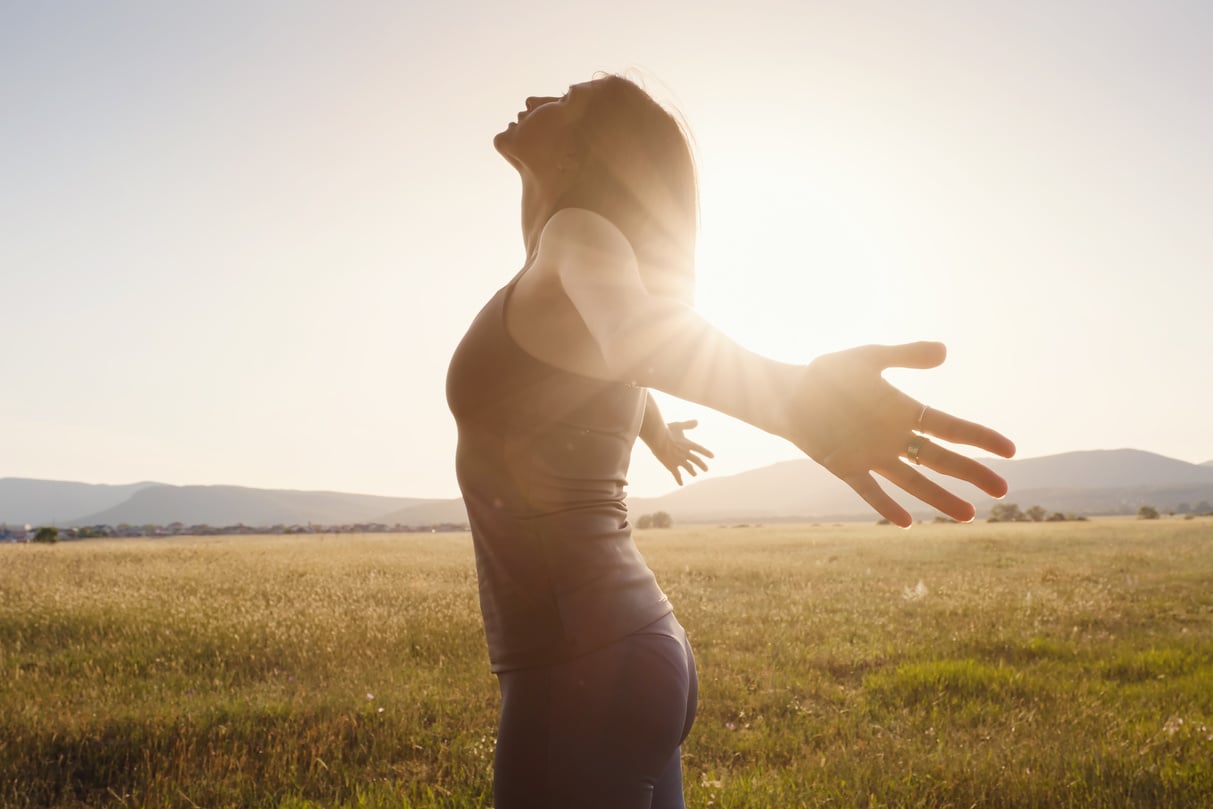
[2, 519, 1212, 808]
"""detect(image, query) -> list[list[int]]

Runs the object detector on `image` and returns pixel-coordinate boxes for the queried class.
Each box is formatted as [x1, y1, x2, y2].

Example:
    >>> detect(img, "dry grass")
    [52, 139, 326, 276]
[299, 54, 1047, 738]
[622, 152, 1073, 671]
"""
[2, 519, 1211, 807]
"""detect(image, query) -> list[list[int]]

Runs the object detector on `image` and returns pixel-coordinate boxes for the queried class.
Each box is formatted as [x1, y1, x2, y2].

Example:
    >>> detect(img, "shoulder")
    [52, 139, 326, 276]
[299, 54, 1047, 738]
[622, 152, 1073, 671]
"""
[537, 207, 637, 267]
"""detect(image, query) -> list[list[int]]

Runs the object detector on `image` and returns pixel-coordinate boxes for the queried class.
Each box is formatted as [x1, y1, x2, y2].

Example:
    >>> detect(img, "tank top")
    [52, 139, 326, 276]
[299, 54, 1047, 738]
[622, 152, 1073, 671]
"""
[446, 277, 672, 672]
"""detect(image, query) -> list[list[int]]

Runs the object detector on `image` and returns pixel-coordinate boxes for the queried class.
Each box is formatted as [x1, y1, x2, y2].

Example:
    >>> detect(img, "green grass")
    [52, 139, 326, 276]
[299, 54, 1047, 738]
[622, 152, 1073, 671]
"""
[2, 518, 1212, 807]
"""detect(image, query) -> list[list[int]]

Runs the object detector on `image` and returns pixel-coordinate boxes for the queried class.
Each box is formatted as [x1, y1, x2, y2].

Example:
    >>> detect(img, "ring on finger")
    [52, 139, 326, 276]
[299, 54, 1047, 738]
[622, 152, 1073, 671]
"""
[906, 434, 930, 465]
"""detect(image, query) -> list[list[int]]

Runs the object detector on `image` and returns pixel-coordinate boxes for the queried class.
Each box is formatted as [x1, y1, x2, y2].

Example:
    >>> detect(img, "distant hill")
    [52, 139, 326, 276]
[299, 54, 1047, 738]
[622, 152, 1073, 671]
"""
[990, 449, 1213, 490]
[69, 485, 428, 528]
[976, 449, 1213, 518]
[1, 479, 159, 525]
[628, 459, 857, 522]
[375, 497, 469, 526]
[629, 449, 1213, 522]
[8, 449, 1213, 529]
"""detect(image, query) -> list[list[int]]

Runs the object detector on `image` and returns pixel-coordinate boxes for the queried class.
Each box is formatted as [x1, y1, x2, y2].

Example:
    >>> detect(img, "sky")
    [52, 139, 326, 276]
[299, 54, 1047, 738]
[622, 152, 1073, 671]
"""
[2, 1, 1210, 500]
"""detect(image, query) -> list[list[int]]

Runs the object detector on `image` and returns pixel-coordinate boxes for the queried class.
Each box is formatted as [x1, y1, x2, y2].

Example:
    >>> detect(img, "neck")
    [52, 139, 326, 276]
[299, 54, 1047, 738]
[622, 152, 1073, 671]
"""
[519, 173, 565, 259]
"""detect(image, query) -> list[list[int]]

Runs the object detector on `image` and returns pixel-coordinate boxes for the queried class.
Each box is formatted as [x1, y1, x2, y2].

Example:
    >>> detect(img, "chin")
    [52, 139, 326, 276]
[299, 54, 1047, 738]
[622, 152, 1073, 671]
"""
[494, 130, 524, 169]
[493, 124, 514, 152]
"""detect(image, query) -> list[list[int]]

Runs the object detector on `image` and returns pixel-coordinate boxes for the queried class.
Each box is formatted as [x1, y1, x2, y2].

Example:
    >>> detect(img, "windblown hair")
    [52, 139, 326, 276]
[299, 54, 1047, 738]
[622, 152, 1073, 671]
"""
[559, 75, 698, 304]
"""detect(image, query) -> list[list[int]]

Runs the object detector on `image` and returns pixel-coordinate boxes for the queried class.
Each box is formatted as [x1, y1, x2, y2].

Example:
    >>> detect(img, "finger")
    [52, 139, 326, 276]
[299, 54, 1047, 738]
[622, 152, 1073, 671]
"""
[669, 420, 698, 432]
[670, 465, 683, 486]
[920, 406, 1016, 458]
[867, 341, 947, 372]
[687, 453, 710, 472]
[679, 459, 699, 478]
[683, 440, 714, 459]
[844, 472, 912, 528]
[881, 462, 977, 523]
[917, 440, 1009, 498]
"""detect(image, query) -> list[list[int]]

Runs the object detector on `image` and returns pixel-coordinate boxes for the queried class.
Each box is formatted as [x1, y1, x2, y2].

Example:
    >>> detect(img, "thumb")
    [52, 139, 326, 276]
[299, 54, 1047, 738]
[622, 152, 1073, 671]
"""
[869, 341, 947, 371]
[669, 420, 698, 431]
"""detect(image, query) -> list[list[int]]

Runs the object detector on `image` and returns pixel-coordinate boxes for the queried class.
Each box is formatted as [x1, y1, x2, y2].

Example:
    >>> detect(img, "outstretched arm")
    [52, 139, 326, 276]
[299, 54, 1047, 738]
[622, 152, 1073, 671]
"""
[639, 391, 714, 486]
[535, 208, 1015, 527]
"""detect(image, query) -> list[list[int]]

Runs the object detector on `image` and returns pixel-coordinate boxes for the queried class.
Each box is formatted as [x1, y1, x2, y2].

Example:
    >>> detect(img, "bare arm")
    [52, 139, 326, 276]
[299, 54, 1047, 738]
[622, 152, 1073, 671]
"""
[638, 390, 668, 447]
[536, 209, 797, 431]
[535, 208, 1015, 526]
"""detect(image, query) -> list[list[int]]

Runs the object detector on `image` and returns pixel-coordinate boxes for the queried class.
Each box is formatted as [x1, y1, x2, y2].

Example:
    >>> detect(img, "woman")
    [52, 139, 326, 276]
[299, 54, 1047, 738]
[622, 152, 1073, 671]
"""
[447, 75, 1014, 809]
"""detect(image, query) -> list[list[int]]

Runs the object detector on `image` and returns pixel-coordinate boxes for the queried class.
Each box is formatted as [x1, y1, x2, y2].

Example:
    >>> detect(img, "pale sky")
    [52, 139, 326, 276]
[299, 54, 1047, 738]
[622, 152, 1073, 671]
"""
[2, 1, 1210, 499]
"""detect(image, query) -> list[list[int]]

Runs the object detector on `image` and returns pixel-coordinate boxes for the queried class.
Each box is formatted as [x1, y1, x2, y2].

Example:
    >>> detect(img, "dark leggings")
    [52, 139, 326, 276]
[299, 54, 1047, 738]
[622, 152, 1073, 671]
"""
[493, 612, 698, 809]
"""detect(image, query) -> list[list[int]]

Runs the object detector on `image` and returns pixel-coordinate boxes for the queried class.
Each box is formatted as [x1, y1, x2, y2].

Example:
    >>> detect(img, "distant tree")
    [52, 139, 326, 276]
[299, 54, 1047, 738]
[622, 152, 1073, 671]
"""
[636, 514, 654, 529]
[1176, 502, 1191, 514]
[988, 503, 1025, 523]
[652, 511, 673, 529]
[1138, 505, 1160, 520]
[33, 526, 59, 544]
[1046, 512, 1067, 522]
[1026, 505, 1047, 522]
[1197, 500, 1213, 515]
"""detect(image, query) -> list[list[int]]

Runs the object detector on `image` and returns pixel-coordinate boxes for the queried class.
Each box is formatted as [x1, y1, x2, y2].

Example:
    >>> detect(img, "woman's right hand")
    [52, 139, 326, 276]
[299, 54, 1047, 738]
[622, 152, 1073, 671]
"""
[782, 341, 1015, 528]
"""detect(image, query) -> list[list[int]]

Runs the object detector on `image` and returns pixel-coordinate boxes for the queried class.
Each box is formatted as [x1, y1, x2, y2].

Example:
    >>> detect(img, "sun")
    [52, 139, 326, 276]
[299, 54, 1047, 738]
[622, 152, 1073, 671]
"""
[692, 158, 902, 362]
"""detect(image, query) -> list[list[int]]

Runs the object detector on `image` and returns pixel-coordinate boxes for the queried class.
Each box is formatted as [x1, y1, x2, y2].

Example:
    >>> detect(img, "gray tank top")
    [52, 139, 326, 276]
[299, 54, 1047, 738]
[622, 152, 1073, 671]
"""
[446, 278, 671, 672]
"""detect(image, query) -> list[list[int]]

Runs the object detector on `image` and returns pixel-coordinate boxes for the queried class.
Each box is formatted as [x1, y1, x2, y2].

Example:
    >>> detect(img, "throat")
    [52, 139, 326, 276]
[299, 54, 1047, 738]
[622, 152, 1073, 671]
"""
[519, 180, 563, 258]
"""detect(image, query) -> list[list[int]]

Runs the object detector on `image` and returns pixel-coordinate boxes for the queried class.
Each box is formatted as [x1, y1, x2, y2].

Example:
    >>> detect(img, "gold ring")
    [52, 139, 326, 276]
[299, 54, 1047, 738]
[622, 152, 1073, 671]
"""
[906, 435, 929, 465]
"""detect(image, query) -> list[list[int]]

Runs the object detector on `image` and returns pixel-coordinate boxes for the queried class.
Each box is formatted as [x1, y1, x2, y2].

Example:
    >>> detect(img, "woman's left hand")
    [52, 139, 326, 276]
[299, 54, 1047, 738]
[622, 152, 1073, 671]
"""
[649, 420, 713, 486]
[782, 341, 1016, 527]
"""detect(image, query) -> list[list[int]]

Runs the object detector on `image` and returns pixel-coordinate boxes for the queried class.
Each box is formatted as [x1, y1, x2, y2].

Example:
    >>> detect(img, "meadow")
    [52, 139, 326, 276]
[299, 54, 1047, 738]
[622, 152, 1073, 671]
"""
[2, 518, 1211, 808]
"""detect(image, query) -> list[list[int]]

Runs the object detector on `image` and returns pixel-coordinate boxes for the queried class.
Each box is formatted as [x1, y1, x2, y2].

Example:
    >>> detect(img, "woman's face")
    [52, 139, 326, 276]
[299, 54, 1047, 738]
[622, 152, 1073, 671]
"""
[494, 81, 595, 176]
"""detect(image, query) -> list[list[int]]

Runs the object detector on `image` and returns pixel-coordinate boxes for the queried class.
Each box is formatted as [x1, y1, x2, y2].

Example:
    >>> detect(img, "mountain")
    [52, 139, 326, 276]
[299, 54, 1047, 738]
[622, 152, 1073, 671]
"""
[69, 485, 429, 528]
[629, 449, 1213, 522]
[9, 449, 1213, 529]
[1, 478, 160, 525]
[628, 459, 857, 521]
[989, 449, 1213, 490]
[375, 497, 469, 526]
[970, 449, 1213, 518]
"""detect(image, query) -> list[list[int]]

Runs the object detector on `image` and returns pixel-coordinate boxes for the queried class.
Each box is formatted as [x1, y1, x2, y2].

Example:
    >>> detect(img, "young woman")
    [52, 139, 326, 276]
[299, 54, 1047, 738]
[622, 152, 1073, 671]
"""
[447, 74, 1014, 809]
